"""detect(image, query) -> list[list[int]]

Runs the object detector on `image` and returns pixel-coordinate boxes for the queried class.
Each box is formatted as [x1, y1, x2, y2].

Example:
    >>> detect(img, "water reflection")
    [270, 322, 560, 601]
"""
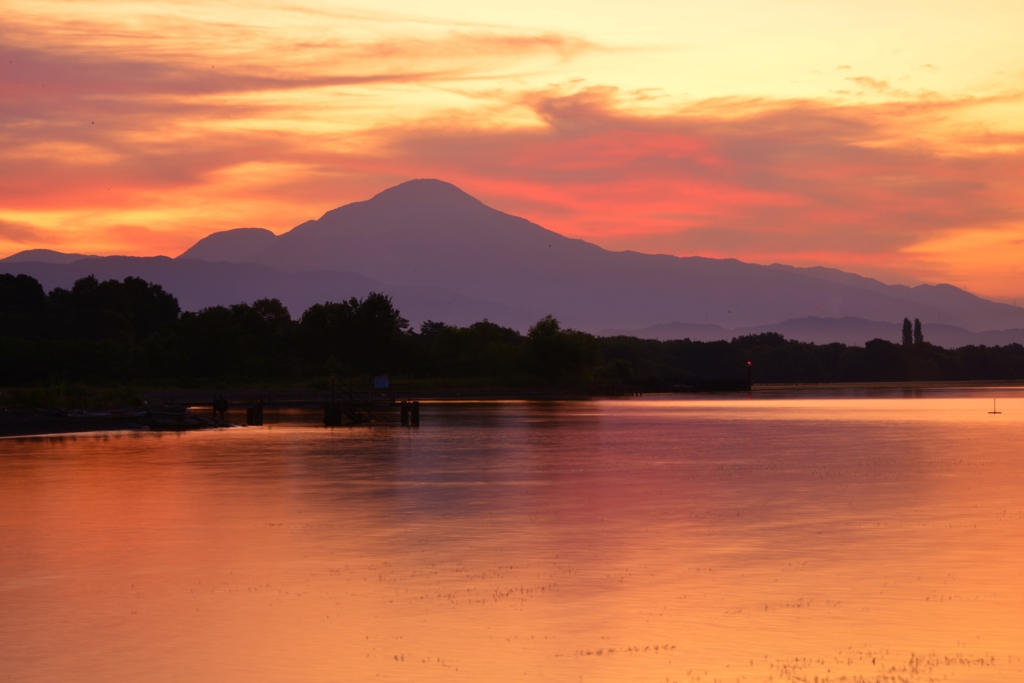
[1, 393, 1022, 682]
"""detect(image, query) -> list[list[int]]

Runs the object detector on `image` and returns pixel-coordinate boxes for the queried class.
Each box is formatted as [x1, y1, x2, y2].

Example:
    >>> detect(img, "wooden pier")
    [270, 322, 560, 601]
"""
[140, 382, 420, 427]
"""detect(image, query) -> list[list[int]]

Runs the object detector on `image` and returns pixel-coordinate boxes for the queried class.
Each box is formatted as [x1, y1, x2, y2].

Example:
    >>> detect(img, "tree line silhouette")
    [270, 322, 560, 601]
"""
[3, 273, 1024, 389]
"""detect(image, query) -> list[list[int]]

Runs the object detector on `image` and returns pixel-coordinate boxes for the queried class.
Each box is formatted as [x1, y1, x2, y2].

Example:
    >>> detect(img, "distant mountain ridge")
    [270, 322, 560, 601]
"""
[3, 249, 99, 264]
[5, 178, 1024, 338]
[601, 317, 1024, 349]
[178, 227, 277, 263]
[767, 264, 1007, 332]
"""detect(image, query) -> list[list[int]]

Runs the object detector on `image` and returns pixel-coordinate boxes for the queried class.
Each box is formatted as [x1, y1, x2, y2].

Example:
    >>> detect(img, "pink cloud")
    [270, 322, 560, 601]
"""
[0, 219, 48, 244]
[3, 16, 1024, 295]
[363, 88, 1024, 283]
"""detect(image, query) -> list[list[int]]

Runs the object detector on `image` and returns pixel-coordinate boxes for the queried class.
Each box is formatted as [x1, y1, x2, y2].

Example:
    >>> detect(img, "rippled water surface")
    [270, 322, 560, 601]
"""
[2, 393, 1022, 682]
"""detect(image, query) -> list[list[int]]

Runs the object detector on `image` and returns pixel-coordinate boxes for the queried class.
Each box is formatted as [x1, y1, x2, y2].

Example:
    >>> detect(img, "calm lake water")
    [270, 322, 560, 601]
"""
[2, 392, 1022, 683]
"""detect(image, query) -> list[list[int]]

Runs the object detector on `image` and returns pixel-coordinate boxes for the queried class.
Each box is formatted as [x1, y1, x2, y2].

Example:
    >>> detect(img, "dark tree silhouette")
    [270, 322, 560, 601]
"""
[298, 292, 409, 374]
[170, 298, 295, 378]
[0, 274, 46, 314]
[418, 319, 525, 379]
[6, 273, 1024, 390]
[47, 275, 180, 342]
[525, 315, 601, 383]
[732, 332, 787, 348]
[866, 338, 912, 381]
[418, 320, 449, 341]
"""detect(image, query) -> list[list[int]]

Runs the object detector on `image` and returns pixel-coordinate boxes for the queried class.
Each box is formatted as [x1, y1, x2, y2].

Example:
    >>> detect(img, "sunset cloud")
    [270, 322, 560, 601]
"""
[3, 0, 1024, 299]
[0, 219, 49, 244]
[362, 87, 1024, 279]
[844, 76, 891, 91]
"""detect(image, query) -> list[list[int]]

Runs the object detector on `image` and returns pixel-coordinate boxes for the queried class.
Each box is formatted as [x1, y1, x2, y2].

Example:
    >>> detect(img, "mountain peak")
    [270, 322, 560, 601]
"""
[367, 179, 485, 210]
[162, 179, 1024, 333]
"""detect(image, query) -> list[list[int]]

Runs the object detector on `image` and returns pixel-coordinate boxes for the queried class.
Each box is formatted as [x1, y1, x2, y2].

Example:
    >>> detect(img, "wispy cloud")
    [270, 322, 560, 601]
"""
[0, 219, 49, 244]
[5, 75, 1024, 287]
[0, 14, 603, 213]
[3, 2, 1024, 296]
[845, 76, 892, 92]
[361, 86, 1024, 284]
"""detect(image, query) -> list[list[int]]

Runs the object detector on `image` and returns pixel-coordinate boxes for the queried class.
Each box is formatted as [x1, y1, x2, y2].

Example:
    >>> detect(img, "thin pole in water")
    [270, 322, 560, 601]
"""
[989, 398, 1001, 414]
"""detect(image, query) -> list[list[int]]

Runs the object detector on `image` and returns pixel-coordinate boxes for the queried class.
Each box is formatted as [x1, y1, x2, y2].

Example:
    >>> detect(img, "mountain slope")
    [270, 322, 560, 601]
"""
[769, 263, 1021, 331]
[236, 179, 1024, 332]
[177, 227, 278, 263]
[2, 249, 99, 264]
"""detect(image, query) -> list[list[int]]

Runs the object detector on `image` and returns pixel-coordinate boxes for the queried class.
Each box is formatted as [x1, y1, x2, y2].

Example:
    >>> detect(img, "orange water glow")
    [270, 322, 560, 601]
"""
[1, 395, 1021, 682]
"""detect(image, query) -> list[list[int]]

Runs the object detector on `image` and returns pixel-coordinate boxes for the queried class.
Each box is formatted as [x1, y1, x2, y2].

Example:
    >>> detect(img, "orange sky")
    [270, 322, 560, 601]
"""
[3, 0, 1024, 299]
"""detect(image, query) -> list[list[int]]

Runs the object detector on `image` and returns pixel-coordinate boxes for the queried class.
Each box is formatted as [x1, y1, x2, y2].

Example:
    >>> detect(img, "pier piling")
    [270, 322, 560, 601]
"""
[246, 403, 264, 426]
[324, 403, 343, 426]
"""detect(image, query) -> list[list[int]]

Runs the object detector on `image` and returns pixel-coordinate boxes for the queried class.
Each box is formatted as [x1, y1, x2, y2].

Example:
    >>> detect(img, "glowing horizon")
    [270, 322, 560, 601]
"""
[3, 0, 1024, 299]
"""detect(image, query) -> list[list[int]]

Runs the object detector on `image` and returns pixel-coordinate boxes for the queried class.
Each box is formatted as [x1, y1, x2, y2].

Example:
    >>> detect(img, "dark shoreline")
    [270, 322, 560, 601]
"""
[137, 387, 618, 405]
[5, 379, 1023, 438]
[136, 379, 1024, 408]
[0, 406, 232, 439]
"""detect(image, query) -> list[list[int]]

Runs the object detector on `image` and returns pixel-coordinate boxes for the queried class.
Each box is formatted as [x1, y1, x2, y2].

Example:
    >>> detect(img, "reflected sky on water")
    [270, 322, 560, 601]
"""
[2, 392, 1022, 682]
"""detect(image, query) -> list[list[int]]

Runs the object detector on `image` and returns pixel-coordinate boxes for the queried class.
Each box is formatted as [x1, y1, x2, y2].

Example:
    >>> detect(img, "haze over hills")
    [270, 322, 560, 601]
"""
[0, 257, 543, 330]
[5, 178, 1024, 341]
[602, 317, 1024, 349]
[767, 263, 1012, 332]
